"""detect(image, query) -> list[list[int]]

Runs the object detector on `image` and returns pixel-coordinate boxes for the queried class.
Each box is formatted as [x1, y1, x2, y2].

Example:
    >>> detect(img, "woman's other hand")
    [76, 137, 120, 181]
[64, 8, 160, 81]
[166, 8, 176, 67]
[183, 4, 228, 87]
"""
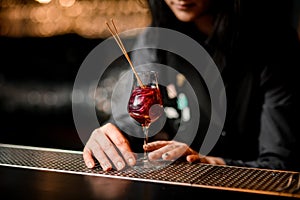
[144, 140, 225, 165]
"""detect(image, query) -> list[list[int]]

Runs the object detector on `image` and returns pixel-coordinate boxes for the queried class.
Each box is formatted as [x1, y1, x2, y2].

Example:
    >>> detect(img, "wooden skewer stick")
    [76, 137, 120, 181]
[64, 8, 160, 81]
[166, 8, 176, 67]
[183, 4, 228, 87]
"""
[105, 19, 144, 88]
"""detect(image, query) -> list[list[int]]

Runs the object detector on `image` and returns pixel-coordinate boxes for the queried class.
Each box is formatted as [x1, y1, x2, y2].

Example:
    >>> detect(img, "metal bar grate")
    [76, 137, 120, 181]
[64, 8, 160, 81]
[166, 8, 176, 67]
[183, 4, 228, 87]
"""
[0, 143, 299, 198]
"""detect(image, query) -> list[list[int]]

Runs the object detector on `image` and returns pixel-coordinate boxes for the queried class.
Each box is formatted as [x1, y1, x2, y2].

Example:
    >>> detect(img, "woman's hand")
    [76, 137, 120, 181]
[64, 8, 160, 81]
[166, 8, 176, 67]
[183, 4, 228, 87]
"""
[83, 123, 136, 171]
[144, 140, 226, 165]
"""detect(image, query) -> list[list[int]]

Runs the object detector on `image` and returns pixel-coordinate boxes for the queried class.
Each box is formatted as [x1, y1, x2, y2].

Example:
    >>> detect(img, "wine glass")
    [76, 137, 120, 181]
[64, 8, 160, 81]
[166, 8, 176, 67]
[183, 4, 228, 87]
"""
[127, 71, 164, 169]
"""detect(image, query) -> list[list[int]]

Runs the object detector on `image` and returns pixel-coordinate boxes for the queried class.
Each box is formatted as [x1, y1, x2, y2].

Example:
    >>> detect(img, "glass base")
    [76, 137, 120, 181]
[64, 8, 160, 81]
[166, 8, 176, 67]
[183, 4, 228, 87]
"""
[132, 157, 173, 171]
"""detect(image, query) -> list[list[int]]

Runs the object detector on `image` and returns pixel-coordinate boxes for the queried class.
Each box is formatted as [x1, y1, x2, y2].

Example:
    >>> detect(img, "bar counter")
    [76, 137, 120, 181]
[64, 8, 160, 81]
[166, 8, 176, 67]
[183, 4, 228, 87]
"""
[0, 143, 299, 200]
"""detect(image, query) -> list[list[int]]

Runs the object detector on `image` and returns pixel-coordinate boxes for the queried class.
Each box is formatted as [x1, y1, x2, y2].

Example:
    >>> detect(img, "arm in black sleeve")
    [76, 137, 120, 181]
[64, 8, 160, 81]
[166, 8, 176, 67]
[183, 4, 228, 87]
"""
[225, 31, 300, 171]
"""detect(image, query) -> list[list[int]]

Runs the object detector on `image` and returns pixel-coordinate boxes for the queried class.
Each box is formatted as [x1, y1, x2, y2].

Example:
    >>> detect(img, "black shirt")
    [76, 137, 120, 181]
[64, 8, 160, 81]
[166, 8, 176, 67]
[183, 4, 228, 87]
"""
[107, 26, 300, 171]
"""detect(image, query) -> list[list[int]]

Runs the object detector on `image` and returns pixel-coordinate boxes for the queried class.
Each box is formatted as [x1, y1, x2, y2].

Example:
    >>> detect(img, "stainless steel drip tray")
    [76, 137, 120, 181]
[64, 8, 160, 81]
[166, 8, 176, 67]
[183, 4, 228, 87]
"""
[0, 143, 299, 198]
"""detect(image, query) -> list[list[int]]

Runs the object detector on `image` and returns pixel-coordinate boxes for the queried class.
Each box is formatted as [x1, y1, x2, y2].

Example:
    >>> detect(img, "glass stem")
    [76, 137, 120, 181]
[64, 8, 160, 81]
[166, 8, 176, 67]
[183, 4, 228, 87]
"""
[142, 125, 149, 161]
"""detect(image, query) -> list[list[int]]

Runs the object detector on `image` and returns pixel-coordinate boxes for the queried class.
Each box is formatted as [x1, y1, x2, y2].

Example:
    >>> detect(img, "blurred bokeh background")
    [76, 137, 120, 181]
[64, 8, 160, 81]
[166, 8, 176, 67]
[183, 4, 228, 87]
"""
[0, 0, 299, 151]
[0, 0, 150, 150]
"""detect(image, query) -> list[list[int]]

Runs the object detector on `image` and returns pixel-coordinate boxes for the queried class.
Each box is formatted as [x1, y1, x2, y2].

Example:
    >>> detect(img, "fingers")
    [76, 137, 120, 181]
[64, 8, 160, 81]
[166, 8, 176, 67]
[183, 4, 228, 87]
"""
[95, 128, 127, 170]
[161, 144, 189, 161]
[83, 122, 226, 171]
[83, 147, 95, 168]
[203, 156, 226, 165]
[186, 155, 226, 165]
[102, 124, 136, 166]
[186, 154, 201, 163]
[144, 140, 171, 151]
[84, 139, 112, 171]
[146, 141, 208, 164]
[147, 141, 189, 161]
[83, 123, 136, 171]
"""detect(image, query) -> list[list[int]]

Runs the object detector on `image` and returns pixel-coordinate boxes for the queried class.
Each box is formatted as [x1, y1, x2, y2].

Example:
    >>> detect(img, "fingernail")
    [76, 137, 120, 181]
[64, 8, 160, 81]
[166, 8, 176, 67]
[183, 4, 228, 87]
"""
[187, 157, 194, 163]
[148, 152, 154, 159]
[103, 163, 111, 171]
[162, 153, 169, 159]
[128, 158, 134, 165]
[87, 161, 93, 168]
[117, 161, 124, 169]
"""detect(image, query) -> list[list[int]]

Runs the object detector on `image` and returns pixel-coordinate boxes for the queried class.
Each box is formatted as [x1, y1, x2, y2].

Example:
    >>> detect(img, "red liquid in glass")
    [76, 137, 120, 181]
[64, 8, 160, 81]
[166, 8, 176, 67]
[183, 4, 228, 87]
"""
[128, 85, 163, 127]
